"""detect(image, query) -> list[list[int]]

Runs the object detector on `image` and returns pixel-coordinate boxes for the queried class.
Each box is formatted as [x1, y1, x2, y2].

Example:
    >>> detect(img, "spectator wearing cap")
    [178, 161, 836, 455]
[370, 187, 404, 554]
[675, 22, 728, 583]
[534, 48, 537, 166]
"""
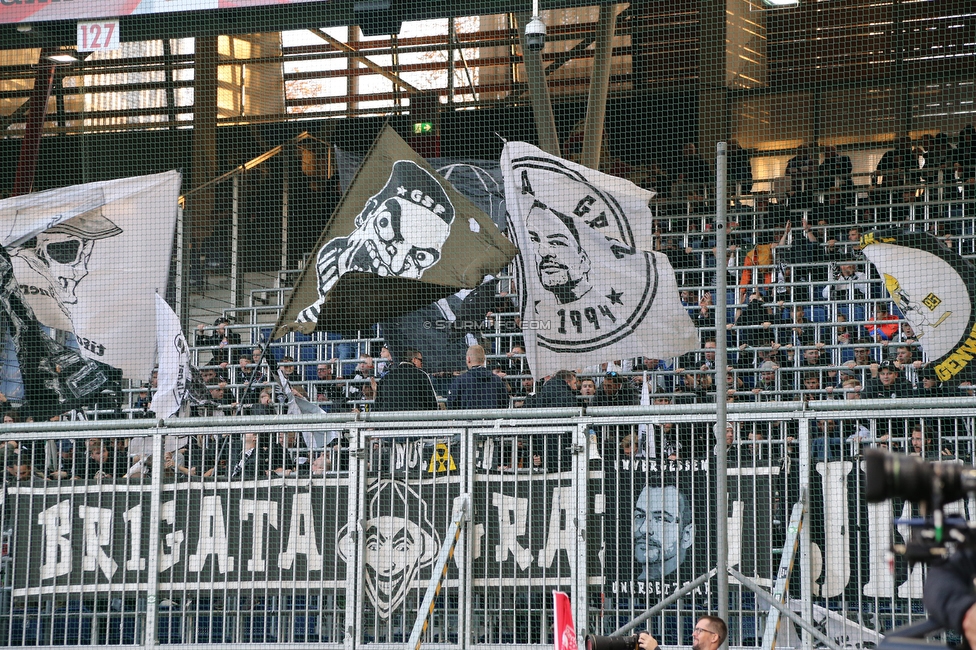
[751, 360, 780, 400]
[863, 360, 913, 399]
[195, 317, 242, 368]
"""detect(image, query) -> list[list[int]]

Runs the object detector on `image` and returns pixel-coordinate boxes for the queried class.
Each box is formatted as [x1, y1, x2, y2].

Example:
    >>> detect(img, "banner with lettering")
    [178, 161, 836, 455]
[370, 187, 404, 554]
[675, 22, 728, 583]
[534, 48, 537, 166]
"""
[2, 448, 948, 637]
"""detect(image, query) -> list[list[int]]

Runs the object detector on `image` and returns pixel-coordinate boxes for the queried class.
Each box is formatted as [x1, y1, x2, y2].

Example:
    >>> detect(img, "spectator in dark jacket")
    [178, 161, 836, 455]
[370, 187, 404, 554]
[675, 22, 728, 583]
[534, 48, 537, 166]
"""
[195, 317, 242, 368]
[524, 370, 579, 409]
[448, 345, 509, 409]
[862, 360, 913, 399]
[372, 350, 439, 411]
[523, 370, 579, 471]
[592, 371, 640, 407]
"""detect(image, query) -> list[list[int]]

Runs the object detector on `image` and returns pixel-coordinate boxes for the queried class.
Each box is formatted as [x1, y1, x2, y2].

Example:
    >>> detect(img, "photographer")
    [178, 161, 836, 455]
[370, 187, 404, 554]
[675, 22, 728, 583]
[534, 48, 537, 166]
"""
[638, 616, 726, 650]
[923, 551, 976, 647]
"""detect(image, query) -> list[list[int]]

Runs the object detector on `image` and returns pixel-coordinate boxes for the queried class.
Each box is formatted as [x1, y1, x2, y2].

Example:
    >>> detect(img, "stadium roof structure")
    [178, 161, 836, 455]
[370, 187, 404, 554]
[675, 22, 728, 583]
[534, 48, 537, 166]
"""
[0, 0, 613, 50]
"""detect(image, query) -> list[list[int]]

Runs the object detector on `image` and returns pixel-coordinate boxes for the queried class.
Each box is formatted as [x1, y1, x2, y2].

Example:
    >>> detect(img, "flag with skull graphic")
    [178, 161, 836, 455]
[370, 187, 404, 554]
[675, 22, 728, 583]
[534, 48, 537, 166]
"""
[0, 171, 181, 379]
[275, 125, 518, 336]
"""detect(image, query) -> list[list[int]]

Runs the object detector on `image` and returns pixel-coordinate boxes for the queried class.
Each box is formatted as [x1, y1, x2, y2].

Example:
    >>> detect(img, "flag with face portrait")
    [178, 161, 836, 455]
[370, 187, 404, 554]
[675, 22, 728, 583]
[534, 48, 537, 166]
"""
[0, 171, 181, 379]
[501, 143, 697, 380]
[275, 125, 517, 337]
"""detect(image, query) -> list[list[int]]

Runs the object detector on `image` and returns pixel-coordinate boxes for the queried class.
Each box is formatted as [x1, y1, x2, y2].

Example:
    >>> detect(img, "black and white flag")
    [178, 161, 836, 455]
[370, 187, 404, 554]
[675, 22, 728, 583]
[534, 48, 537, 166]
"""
[861, 229, 976, 383]
[0, 247, 121, 419]
[501, 143, 697, 379]
[154, 293, 212, 418]
[0, 171, 181, 379]
[275, 126, 516, 337]
[267, 355, 339, 449]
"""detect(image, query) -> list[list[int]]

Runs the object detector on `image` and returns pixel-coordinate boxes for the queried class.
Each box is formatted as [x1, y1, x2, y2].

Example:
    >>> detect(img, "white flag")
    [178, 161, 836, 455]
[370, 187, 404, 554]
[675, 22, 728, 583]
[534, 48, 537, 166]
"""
[275, 367, 339, 449]
[154, 293, 191, 419]
[637, 371, 655, 458]
[0, 171, 181, 379]
[500, 143, 697, 379]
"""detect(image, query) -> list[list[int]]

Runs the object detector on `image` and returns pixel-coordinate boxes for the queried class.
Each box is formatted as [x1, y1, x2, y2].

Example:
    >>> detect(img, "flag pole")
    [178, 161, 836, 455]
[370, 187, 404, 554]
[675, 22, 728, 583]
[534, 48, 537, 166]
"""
[714, 141, 730, 628]
[235, 336, 275, 416]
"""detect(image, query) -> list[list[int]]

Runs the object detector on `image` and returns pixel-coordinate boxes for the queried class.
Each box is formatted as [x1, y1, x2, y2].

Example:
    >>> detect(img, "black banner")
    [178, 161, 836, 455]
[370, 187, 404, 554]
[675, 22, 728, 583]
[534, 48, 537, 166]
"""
[3, 452, 942, 612]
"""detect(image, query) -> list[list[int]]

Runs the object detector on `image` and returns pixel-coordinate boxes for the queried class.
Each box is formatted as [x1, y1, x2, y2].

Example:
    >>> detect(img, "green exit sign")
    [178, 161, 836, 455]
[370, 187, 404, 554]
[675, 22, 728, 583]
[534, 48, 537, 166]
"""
[413, 122, 433, 134]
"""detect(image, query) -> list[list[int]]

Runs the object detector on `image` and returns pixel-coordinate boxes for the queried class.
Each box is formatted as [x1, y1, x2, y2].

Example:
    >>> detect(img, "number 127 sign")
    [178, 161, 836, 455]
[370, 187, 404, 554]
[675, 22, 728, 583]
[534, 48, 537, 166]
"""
[78, 21, 120, 52]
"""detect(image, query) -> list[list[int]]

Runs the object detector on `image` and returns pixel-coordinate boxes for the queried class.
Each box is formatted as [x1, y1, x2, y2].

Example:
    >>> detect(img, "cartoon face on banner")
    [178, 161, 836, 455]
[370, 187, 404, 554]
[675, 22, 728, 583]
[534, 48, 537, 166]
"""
[11, 206, 122, 311]
[633, 483, 695, 581]
[337, 480, 440, 618]
[298, 160, 456, 324]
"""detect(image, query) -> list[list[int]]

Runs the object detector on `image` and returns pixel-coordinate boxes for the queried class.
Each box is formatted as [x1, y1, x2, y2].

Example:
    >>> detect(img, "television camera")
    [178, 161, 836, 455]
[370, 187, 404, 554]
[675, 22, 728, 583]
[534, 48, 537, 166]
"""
[865, 448, 976, 564]
[865, 449, 976, 650]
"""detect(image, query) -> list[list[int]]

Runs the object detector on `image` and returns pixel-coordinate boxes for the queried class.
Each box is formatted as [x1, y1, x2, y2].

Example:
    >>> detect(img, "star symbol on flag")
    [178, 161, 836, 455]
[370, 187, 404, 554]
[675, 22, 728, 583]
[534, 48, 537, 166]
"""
[606, 288, 623, 305]
[397, 186, 408, 196]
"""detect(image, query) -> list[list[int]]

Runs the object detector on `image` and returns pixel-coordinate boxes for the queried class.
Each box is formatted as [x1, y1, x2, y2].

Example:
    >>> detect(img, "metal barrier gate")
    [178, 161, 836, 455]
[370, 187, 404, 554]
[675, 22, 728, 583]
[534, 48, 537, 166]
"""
[0, 400, 970, 649]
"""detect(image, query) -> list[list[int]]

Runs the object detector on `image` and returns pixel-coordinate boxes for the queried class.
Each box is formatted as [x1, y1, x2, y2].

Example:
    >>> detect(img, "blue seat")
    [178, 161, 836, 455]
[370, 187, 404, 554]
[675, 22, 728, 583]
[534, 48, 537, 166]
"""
[51, 603, 91, 645]
[194, 615, 225, 643]
[241, 614, 277, 643]
[8, 609, 42, 646]
[808, 305, 829, 322]
[156, 605, 181, 644]
[104, 615, 137, 645]
[293, 614, 320, 642]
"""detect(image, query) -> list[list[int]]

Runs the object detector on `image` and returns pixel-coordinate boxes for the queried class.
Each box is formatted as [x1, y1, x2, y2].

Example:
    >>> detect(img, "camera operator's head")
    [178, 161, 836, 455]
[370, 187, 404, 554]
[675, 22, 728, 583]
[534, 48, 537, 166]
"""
[633, 483, 694, 581]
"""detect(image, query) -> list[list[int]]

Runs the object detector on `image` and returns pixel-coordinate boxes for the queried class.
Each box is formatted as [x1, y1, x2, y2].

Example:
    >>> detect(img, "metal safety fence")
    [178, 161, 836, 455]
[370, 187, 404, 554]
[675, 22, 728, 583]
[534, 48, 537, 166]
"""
[0, 400, 971, 649]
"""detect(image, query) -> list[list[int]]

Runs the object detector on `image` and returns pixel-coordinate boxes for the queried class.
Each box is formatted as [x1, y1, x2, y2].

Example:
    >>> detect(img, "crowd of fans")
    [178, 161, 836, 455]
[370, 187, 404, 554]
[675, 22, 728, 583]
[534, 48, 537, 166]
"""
[2, 131, 976, 481]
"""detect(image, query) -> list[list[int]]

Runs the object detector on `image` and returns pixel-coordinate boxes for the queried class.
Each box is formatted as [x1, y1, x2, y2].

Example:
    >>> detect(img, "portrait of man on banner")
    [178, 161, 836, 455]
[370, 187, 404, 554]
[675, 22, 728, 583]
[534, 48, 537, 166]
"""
[526, 200, 594, 305]
[600, 463, 707, 599]
[501, 141, 697, 380]
[633, 482, 694, 582]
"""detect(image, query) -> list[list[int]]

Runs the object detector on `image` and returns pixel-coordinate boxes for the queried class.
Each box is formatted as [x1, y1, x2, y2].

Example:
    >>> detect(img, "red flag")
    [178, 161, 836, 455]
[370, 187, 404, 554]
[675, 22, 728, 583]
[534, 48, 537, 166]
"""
[553, 591, 577, 650]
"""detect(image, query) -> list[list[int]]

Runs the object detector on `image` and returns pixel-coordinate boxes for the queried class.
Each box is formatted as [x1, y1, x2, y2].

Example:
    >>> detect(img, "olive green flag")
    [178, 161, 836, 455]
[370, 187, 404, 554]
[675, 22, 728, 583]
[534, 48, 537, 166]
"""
[275, 125, 517, 337]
